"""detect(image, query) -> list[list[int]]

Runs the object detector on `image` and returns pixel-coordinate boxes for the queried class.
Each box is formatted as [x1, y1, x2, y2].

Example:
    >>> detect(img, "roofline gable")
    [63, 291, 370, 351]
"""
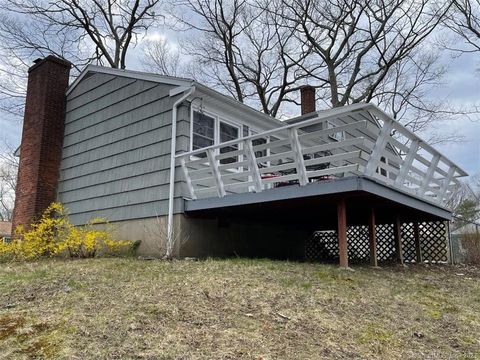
[66, 65, 285, 128]
[66, 65, 193, 96]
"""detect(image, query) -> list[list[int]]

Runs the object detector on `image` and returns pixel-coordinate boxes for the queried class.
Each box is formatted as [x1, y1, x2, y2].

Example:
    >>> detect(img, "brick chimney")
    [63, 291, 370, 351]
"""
[12, 55, 71, 232]
[300, 85, 316, 115]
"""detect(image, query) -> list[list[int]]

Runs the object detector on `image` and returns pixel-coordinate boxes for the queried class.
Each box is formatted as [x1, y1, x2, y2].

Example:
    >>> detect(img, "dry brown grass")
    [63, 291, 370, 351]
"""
[0, 258, 479, 359]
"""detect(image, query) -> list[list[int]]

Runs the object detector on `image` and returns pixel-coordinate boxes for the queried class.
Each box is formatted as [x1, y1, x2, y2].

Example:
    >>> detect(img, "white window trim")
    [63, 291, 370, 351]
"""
[190, 106, 243, 151]
[189, 104, 272, 170]
[190, 106, 244, 174]
[218, 118, 241, 167]
[218, 117, 241, 145]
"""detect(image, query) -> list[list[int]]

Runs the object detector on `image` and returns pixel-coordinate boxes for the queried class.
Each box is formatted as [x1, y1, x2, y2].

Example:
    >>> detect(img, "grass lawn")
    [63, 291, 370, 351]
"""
[0, 258, 479, 359]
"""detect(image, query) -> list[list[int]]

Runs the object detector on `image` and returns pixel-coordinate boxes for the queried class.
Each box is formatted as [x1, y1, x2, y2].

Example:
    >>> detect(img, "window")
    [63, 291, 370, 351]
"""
[191, 109, 262, 167]
[220, 121, 239, 143]
[192, 111, 215, 158]
[219, 121, 239, 164]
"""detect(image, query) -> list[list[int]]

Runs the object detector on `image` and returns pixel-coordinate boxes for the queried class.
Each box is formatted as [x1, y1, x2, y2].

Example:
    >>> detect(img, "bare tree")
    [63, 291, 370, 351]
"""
[0, 141, 18, 221]
[173, 0, 315, 117]
[167, 0, 473, 140]
[448, 173, 480, 229]
[0, 59, 28, 118]
[141, 37, 183, 76]
[0, 0, 165, 118]
[1, 0, 164, 69]
[0, 12, 87, 117]
[275, 0, 469, 140]
[444, 0, 480, 53]
[369, 48, 469, 144]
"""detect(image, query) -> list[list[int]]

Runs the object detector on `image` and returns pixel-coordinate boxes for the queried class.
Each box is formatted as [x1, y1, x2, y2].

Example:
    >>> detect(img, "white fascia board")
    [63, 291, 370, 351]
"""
[193, 82, 286, 129]
[169, 85, 193, 97]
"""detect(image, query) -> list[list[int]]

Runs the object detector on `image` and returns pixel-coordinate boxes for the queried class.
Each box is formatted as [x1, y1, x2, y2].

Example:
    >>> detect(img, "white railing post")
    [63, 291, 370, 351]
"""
[289, 128, 308, 186]
[418, 153, 440, 196]
[180, 156, 197, 200]
[365, 119, 394, 177]
[243, 139, 263, 192]
[175, 104, 467, 203]
[438, 166, 456, 203]
[394, 140, 420, 187]
[206, 149, 226, 197]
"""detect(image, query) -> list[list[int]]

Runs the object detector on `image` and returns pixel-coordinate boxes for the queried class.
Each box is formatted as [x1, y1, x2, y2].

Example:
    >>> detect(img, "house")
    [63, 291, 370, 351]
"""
[12, 56, 468, 267]
[0, 221, 12, 243]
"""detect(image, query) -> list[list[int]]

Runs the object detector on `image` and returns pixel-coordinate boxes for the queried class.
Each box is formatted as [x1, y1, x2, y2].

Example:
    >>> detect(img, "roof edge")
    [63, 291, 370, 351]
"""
[66, 65, 194, 96]
[66, 65, 285, 128]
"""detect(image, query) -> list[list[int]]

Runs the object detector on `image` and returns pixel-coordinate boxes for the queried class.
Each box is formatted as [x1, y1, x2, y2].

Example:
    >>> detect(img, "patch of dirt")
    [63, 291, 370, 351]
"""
[0, 314, 25, 340]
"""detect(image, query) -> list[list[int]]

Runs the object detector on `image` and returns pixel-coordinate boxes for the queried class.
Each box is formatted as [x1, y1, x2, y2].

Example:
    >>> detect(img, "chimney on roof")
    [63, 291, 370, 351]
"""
[300, 85, 316, 115]
[12, 55, 71, 233]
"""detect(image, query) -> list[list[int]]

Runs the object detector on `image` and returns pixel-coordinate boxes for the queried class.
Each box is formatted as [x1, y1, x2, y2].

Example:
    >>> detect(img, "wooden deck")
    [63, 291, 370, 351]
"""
[182, 177, 453, 267]
[175, 103, 467, 268]
[177, 103, 467, 209]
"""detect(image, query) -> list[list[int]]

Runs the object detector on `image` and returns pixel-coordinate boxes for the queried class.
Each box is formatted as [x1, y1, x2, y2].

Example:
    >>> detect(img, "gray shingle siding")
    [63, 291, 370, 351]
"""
[57, 73, 190, 224]
[67, 72, 116, 100]
[66, 198, 185, 226]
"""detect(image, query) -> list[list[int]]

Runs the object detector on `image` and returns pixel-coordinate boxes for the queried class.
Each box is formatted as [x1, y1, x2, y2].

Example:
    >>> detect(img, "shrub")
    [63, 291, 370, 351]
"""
[0, 203, 134, 262]
[0, 240, 18, 262]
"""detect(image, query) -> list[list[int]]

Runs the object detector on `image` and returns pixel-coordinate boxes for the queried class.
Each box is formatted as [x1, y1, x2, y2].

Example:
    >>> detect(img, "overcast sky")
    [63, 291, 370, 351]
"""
[430, 52, 480, 177]
[1, 40, 479, 178]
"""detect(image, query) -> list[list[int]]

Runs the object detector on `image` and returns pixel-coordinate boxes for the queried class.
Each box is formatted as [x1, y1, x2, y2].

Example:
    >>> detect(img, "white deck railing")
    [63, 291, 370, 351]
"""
[176, 103, 467, 207]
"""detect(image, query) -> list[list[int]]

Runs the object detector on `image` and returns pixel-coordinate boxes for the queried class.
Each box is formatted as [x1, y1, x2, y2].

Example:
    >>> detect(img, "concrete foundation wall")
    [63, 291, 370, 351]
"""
[109, 215, 309, 260]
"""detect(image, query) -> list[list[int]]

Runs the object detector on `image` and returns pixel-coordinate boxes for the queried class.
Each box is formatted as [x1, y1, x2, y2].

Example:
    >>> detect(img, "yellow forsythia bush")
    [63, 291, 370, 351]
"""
[0, 203, 134, 262]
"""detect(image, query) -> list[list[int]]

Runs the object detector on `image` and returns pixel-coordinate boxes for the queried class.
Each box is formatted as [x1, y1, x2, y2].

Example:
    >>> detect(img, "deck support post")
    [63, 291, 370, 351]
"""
[393, 217, 404, 264]
[413, 222, 422, 263]
[337, 197, 348, 268]
[368, 208, 378, 267]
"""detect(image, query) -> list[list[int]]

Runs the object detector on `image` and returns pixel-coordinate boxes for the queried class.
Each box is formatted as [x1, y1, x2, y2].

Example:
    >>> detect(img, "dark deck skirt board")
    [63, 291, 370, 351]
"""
[184, 176, 452, 220]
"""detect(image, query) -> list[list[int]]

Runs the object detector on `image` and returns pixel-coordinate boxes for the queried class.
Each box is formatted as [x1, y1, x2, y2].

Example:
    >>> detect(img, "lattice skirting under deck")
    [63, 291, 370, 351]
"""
[306, 221, 448, 264]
